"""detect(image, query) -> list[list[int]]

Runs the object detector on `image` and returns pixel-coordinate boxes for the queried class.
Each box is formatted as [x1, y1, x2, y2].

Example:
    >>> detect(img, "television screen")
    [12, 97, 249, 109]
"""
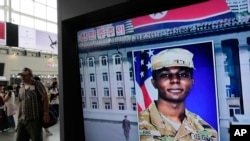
[18, 25, 58, 53]
[75, 0, 250, 140]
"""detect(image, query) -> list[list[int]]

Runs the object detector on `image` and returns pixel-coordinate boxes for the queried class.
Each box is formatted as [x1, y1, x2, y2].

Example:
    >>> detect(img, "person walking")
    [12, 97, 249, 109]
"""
[122, 115, 131, 141]
[16, 67, 50, 141]
[0, 85, 8, 133]
[3, 85, 17, 132]
[48, 81, 59, 119]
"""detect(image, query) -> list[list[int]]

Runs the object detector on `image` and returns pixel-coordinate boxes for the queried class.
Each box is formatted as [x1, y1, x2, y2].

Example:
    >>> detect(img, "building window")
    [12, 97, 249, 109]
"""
[3, 0, 58, 33]
[83, 102, 85, 108]
[82, 60, 85, 67]
[105, 103, 111, 109]
[229, 105, 241, 117]
[226, 85, 237, 97]
[79, 58, 83, 68]
[90, 73, 95, 82]
[91, 88, 96, 97]
[118, 103, 125, 110]
[117, 87, 123, 97]
[80, 74, 82, 82]
[102, 73, 108, 81]
[116, 72, 122, 81]
[114, 54, 121, 65]
[88, 57, 94, 67]
[91, 102, 98, 109]
[104, 88, 110, 97]
[131, 88, 135, 96]
[101, 56, 107, 66]
[129, 70, 134, 80]
[81, 88, 84, 96]
[132, 103, 136, 111]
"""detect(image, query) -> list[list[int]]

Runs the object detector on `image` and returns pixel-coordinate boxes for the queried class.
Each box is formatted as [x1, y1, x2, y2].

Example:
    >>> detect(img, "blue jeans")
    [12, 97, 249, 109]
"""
[50, 104, 59, 118]
[7, 115, 16, 128]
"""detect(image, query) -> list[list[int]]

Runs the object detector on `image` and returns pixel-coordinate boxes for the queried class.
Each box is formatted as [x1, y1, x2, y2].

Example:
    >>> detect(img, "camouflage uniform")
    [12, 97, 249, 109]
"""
[139, 102, 218, 141]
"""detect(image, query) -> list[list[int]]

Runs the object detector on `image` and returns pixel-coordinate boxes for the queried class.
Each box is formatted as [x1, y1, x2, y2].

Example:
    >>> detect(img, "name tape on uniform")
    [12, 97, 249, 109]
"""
[139, 130, 161, 136]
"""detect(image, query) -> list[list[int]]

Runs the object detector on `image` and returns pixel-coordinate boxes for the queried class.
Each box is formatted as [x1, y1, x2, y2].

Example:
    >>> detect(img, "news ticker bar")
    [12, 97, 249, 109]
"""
[230, 125, 250, 141]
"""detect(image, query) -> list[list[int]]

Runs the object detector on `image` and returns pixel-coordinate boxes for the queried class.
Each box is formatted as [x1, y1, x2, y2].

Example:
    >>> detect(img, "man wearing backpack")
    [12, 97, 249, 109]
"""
[16, 67, 50, 141]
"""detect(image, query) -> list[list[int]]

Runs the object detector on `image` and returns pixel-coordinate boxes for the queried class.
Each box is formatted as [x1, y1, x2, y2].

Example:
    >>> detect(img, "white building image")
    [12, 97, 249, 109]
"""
[226, 0, 250, 19]
[79, 49, 138, 122]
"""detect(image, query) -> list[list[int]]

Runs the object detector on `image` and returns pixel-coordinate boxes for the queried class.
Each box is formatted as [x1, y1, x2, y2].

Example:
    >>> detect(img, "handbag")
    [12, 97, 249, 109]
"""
[42, 105, 58, 128]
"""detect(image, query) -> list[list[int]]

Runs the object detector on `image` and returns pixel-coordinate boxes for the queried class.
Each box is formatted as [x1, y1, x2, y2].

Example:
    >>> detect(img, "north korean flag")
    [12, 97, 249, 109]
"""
[131, 0, 232, 29]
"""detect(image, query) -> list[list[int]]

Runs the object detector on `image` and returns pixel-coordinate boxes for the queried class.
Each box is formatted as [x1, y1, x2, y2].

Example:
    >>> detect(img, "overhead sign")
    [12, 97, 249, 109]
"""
[36, 30, 58, 54]
[18, 25, 58, 54]
[18, 25, 36, 49]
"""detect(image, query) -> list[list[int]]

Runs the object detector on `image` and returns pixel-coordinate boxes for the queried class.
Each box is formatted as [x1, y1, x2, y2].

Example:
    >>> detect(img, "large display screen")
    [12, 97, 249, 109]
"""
[18, 25, 58, 53]
[77, 0, 250, 140]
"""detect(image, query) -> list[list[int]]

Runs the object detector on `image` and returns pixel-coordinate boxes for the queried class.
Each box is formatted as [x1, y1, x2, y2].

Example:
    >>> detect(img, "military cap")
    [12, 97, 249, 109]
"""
[151, 48, 195, 70]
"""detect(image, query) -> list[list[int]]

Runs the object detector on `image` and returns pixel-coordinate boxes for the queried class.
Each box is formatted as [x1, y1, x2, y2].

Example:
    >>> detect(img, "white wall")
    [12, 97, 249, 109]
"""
[0, 53, 58, 82]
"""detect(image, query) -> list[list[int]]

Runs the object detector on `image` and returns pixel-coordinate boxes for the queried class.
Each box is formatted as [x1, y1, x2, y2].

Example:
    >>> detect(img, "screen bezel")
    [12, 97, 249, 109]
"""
[59, 0, 208, 141]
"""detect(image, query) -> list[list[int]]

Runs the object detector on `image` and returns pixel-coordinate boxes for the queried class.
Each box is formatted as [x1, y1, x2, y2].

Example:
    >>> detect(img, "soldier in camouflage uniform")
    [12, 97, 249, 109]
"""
[138, 48, 218, 141]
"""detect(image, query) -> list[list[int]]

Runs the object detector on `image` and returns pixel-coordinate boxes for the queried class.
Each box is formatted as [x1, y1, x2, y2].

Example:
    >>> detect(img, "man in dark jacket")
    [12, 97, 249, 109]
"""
[122, 115, 131, 141]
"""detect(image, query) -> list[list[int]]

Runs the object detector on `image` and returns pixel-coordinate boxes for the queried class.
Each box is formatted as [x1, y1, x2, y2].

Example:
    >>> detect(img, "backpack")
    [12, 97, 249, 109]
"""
[34, 80, 58, 128]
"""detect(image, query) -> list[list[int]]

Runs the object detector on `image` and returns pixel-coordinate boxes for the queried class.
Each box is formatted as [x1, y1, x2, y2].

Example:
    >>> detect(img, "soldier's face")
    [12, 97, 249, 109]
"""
[151, 67, 194, 103]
